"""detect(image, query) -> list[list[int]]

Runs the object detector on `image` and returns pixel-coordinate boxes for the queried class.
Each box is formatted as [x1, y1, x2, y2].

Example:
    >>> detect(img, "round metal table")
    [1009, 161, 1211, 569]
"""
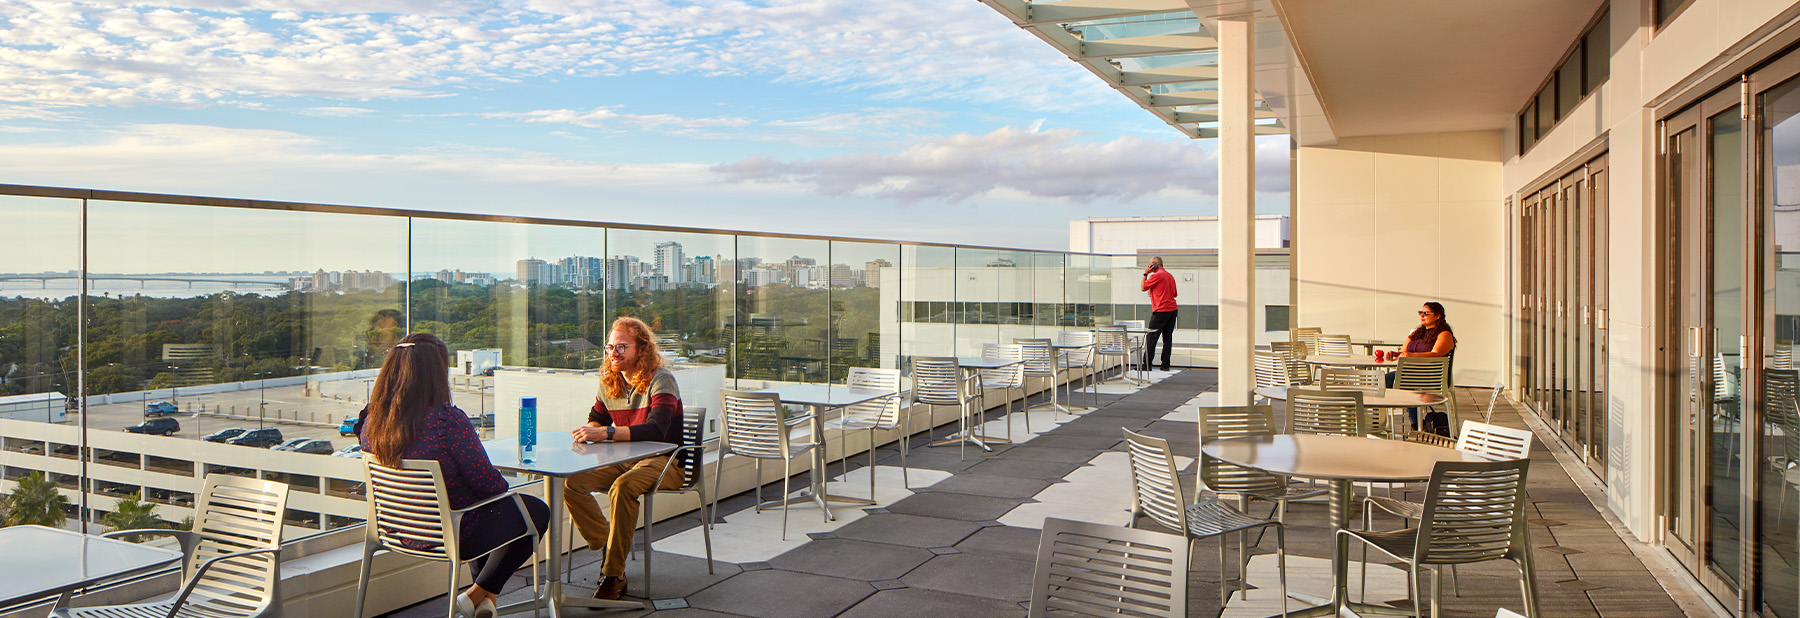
[1302, 353, 1397, 368]
[1253, 386, 1445, 408]
[1201, 434, 1484, 617]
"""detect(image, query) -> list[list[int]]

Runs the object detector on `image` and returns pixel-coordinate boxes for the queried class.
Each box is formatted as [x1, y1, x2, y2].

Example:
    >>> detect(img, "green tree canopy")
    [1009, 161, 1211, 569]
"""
[1, 471, 67, 528]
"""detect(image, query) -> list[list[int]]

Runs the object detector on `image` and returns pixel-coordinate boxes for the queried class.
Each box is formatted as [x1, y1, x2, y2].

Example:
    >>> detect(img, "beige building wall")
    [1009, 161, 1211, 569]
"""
[1296, 131, 1506, 388]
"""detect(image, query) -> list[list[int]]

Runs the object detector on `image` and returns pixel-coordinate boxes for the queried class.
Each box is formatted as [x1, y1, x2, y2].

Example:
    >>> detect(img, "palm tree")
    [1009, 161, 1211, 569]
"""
[1, 472, 68, 528]
[102, 497, 163, 542]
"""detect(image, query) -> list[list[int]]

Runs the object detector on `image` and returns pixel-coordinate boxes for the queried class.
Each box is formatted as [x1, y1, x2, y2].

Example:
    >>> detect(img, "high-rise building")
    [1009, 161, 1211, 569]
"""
[864, 259, 891, 288]
[655, 242, 687, 285]
[829, 263, 855, 288]
[516, 258, 549, 283]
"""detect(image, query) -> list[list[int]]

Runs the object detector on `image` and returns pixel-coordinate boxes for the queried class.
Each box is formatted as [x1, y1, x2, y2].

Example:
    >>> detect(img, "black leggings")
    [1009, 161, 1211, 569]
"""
[461, 494, 551, 593]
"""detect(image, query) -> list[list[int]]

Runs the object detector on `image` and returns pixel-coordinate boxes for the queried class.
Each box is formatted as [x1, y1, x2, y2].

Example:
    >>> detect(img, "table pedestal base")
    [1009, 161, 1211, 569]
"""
[1257, 480, 1416, 618]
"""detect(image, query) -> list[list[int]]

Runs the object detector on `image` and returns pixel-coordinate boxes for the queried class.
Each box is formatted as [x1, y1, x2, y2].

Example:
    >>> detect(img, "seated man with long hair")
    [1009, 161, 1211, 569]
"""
[564, 316, 686, 600]
[358, 333, 550, 618]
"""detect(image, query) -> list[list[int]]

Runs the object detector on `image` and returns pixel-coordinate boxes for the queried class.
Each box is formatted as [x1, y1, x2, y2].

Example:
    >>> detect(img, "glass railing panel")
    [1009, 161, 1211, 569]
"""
[85, 199, 405, 538]
[992, 248, 1036, 346]
[0, 193, 80, 516]
[1088, 255, 1114, 326]
[603, 228, 732, 429]
[733, 236, 830, 386]
[1065, 254, 1093, 328]
[899, 245, 956, 363]
[1032, 252, 1067, 339]
[827, 240, 900, 376]
[954, 247, 1001, 357]
[409, 217, 603, 440]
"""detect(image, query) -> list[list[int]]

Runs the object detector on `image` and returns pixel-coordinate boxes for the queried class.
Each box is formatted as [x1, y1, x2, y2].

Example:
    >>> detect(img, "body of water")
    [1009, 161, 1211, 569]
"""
[0, 275, 297, 300]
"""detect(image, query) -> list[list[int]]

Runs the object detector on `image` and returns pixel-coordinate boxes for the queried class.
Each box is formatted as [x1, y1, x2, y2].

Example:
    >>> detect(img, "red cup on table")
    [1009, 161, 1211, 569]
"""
[1374, 349, 1386, 362]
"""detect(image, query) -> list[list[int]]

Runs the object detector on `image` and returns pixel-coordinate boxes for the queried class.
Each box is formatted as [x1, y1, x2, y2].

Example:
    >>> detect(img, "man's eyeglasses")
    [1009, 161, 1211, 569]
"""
[604, 344, 632, 353]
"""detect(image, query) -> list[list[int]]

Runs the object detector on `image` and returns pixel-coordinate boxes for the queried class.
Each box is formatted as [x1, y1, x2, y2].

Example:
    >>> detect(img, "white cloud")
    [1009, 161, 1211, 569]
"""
[711, 125, 1226, 203]
[486, 104, 947, 145]
[302, 105, 376, 116]
[485, 106, 753, 133]
[0, 0, 1109, 112]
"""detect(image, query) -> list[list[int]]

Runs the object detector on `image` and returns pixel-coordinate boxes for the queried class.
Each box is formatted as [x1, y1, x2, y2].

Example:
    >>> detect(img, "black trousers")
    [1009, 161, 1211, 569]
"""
[461, 493, 551, 593]
[1144, 310, 1177, 371]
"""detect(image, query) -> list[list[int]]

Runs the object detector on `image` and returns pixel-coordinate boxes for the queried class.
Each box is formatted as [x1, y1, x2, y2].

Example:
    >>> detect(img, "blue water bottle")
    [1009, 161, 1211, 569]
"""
[519, 397, 537, 464]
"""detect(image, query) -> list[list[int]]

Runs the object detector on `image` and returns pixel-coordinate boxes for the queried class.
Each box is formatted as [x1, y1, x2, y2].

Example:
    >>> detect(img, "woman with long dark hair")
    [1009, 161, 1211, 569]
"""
[358, 333, 548, 618]
[1398, 301, 1456, 358]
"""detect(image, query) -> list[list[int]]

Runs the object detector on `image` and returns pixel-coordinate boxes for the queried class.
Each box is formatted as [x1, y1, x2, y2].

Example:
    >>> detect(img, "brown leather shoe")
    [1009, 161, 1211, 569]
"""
[594, 575, 627, 601]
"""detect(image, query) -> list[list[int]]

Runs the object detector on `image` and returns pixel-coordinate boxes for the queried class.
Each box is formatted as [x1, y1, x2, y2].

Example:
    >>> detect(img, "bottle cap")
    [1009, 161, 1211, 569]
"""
[520, 396, 536, 408]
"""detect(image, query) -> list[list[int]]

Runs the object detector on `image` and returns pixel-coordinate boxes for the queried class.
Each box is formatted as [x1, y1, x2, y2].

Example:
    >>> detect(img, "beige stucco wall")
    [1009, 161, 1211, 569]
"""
[1295, 131, 1506, 388]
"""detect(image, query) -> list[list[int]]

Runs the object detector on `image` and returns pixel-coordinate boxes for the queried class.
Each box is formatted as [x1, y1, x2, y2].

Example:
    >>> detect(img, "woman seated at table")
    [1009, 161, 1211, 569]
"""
[357, 333, 549, 618]
[1391, 301, 1457, 434]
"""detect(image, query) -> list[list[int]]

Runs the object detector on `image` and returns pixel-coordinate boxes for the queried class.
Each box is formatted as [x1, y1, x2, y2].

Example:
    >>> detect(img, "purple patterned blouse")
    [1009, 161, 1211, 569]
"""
[357, 403, 508, 548]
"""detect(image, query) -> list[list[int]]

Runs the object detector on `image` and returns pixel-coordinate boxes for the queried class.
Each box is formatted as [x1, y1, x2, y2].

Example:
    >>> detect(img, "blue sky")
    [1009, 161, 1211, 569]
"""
[0, 0, 1288, 252]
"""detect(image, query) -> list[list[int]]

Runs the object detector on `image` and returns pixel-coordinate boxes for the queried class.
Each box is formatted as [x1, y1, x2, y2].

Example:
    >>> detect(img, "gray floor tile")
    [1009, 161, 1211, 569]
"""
[767, 539, 935, 581]
[954, 525, 1042, 563]
[901, 553, 1035, 602]
[837, 587, 1026, 618]
[992, 446, 1100, 464]
[965, 457, 1084, 480]
[886, 491, 1022, 522]
[834, 513, 983, 548]
[685, 569, 873, 618]
[925, 474, 1053, 499]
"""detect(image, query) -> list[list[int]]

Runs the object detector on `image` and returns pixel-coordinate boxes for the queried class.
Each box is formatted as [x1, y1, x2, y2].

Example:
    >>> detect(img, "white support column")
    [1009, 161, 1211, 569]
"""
[1217, 15, 1255, 405]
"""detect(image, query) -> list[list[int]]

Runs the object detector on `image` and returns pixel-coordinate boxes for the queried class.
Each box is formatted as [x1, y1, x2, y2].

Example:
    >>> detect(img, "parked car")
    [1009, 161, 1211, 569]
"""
[469, 412, 495, 428]
[124, 417, 179, 436]
[338, 417, 358, 436]
[290, 440, 335, 455]
[269, 437, 311, 451]
[142, 401, 179, 418]
[202, 428, 248, 443]
[226, 428, 283, 448]
[333, 444, 363, 459]
[18, 444, 43, 455]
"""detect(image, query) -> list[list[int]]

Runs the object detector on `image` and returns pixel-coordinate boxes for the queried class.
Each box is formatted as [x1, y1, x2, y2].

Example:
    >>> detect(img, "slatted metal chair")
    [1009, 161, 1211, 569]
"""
[1321, 366, 1386, 394]
[1270, 341, 1313, 385]
[1396, 356, 1455, 434]
[1778, 345, 1795, 371]
[716, 389, 819, 540]
[642, 406, 714, 593]
[1122, 429, 1287, 614]
[1766, 370, 1800, 525]
[910, 356, 983, 459]
[1055, 331, 1097, 410]
[1483, 381, 1507, 423]
[1014, 338, 1065, 421]
[1293, 327, 1322, 356]
[822, 367, 909, 494]
[1334, 459, 1539, 618]
[979, 343, 1029, 438]
[1318, 334, 1352, 356]
[1115, 320, 1148, 368]
[1198, 405, 1326, 522]
[1714, 353, 1742, 477]
[1028, 517, 1189, 618]
[1288, 388, 1371, 437]
[61, 475, 290, 618]
[1255, 351, 1295, 392]
[1094, 328, 1136, 386]
[354, 456, 542, 618]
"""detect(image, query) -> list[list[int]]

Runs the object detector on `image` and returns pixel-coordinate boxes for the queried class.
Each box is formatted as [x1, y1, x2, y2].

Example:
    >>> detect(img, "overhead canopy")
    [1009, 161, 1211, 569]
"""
[981, 0, 1329, 144]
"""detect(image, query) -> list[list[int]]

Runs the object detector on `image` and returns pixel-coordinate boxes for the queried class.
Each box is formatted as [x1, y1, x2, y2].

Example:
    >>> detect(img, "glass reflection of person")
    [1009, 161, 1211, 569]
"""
[355, 333, 548, 618]
[563, 316, 685, 601]
[364, 308, 404, 366]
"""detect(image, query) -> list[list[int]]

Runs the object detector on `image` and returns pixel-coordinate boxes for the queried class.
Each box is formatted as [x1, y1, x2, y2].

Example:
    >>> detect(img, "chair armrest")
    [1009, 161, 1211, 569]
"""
[101, 529, 187, 541]
[453, 488, 529, 515]
[164, 547, 283, 615]
[652, 444, 706, 489]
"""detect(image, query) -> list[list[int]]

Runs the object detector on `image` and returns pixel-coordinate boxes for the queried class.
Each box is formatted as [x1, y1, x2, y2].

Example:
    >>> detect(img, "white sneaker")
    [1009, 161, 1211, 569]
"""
[473, 597, 497, 618]
[454, 591, 476, 618]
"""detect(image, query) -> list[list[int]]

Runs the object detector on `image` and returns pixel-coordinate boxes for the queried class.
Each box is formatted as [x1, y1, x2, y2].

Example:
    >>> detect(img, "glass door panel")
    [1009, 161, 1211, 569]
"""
[1759, 68, 1800, 618]
[1666, 118, 1702, 564]
[1707, 105, 1744, 586]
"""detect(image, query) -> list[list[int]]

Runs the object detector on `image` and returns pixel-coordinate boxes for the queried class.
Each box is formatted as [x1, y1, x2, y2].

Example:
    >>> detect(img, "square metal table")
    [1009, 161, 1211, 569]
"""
[0, 524, 182, 609]
[485, 433, 679, 615]
[929, 356, 1028, 450]
[755, 383, 895, 521]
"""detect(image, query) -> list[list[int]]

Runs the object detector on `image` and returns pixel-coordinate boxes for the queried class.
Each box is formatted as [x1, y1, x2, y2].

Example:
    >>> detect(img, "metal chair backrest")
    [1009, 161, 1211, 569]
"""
[1269, 341, 1310, 384]
[910, 356, 968, 406]
[1395, 356, 1452, 393]
[364, 456, 459, 562]
[1767, 369, 1800, 465]
[1414, 459, 1531, 566]
[1014, 338, 1056, 377]
[1122, 429, 1188, 533]
[1317, 334, 1352, 356]
[1115, 319, 1146, 329]
[181, 475, 290, 616]
[720, 389, 802, 460]
[1094, 328, 1130, 357]
[844, 367, 903, 429]
[1483, 381, 1507, 423]
[673, 406, 707, 490]
[1288, 388, 1370, 436]
[1778, 345, 1795, 371]
[1255, 351, 1292, 389]
[980, 343, 1026, 386]
[1293, 327, 1322, 355]
[1055, 331, 1095, 367]
[1714, 353, 1738, 402]
[1320, 366, 1385, 396]
[1197, 405, 1286, 497]
[1455, 421, 1533, 461]
[1029, 517, 1188, 618]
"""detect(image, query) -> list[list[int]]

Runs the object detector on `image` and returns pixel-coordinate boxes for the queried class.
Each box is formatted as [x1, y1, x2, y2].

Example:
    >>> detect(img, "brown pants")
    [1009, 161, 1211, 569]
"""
[563, 455, 681, 577]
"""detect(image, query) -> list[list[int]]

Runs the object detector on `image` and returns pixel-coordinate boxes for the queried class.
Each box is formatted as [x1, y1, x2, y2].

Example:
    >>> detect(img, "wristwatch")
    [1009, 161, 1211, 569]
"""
[605, 425, 616, 441]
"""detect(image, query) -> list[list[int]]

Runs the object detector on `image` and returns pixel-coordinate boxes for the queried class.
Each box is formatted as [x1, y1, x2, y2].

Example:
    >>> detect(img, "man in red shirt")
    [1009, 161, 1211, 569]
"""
[1140, 256, 1177, 371]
